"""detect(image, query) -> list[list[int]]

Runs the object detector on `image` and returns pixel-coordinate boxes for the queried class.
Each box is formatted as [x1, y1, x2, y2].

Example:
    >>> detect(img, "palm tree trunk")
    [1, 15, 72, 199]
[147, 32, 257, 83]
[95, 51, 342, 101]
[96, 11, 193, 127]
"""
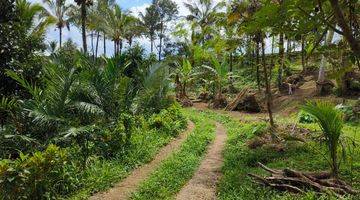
[261, 35, 275, 128]
[129, 38, 132, 47]
[150, 37, 154, 53]
[91, 32, 94, 58]
[103, 33, 106, 56]
[95, 31, 100, 58]
[81, 3, 87, 53]
[330, 143, 339, 177]
[59, 27, 62, 48]
[119, 40, 123, 55]
[158, 21, 163, 61]
[114, 41, 116, 56]
[158, 36, 162, 61]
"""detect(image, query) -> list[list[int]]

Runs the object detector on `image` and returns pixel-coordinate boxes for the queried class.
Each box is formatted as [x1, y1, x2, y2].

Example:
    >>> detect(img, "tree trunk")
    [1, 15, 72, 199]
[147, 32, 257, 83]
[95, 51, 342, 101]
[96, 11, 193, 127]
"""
[329, 0, 360, 57]
[230, 52, 233, 72]
[119, 40, 123, 56]
[103, 33, 106, 56]
[318, 30, 334, 83]
[277, 33, 285, 89]
[301, 35, 306, 73]
[114, 41, 116, 56]
[270, 35, 275, 78]
[59, 27, 62, 48]
[129, 38, 132, 47]
[286, 38, 291, 55]
[261, 35, 275, 128]
[330, 143, 339, 177]
[150, 36, 154, 53]
[340, 49, 351, 95]
[95, 31, 100, 58]
[229, 52, 234, 86]
[91, 32, 94, 58]
[158, 20, 163, 61]
[255, 40, 261, 91]
[81, 3, 87, 53]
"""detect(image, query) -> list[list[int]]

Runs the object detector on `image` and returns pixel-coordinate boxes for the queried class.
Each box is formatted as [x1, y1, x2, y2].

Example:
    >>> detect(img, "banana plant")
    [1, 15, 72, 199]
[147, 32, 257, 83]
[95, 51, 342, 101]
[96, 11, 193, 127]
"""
[202, 55, 232, 97]
[171, 59, 199, 100]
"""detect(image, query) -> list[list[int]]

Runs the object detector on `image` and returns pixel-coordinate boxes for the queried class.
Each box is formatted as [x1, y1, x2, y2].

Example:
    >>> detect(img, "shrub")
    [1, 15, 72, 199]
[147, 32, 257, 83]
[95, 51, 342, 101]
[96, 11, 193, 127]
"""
[298, 110, 316, 123]
[148, 103, 187, 136]
[302, 101, 344, 177]
[0, 145, 70, 199]
[335, 103, 358, 122]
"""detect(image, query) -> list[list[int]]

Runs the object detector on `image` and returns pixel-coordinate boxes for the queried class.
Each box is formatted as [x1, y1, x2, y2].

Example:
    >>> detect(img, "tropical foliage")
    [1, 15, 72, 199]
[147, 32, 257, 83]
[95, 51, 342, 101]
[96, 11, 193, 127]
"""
[1, 0, 360, 198]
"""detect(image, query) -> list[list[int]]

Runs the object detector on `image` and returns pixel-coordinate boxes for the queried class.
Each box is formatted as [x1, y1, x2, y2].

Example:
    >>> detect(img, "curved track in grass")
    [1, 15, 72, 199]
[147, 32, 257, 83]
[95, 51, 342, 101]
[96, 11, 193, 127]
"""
[89, 121, 195, 200]
[175, 122, 227, 200]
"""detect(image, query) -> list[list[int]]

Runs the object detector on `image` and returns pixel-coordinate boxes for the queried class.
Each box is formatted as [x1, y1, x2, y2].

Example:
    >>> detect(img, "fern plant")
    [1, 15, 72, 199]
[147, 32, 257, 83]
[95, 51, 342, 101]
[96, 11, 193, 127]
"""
[302, 101, 344, 177]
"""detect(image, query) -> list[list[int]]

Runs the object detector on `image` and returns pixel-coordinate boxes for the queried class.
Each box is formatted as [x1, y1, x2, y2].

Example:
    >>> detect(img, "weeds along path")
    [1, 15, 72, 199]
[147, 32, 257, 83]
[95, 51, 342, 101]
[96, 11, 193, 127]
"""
[89, 121, 195, 200]
[175, 122, 227, 200]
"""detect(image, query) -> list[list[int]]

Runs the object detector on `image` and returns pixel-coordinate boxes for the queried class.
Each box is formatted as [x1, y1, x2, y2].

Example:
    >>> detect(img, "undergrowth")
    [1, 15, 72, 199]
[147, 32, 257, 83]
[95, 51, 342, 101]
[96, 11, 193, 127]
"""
[201, 110, 360, 200]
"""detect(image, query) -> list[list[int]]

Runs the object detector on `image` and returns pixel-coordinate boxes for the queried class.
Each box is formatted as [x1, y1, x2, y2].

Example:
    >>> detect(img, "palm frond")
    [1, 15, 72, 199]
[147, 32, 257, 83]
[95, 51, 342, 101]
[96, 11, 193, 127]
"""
[73, 102, 104, 115]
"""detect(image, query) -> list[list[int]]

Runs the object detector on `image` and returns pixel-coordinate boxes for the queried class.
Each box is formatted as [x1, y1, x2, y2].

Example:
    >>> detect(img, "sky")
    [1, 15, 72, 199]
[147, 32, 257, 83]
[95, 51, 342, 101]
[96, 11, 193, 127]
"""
[29, 0, 154, 56]
[29, 0, 297, 56]
[29, 0, 210, 57]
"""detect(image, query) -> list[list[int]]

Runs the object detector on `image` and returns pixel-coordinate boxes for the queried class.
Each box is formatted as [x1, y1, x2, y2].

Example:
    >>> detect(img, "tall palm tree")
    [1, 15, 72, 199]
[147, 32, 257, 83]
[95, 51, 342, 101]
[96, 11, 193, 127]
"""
[184, 0, 225, 44]
[124, 15, 143, 47]
[16, 0, 55, 37]
[102, 5, 131, 56]
[140, 5, 160, 53]
[87, 0, 113, 57]
[74, 0, 92, 53]
[43, 0, 71, 48]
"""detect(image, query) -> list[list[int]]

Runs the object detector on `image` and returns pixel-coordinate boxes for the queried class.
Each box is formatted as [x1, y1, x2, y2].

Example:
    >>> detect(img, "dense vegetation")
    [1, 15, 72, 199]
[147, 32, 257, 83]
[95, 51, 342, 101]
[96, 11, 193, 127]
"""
[0, 0, 359, 199]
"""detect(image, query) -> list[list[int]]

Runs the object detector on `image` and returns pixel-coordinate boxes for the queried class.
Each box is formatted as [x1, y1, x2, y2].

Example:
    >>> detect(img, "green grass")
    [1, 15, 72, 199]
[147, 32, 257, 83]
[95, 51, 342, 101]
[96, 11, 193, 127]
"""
[67, 125, 184, 200]
[130, 109, 216, 200]
[199, 110, 360, 200]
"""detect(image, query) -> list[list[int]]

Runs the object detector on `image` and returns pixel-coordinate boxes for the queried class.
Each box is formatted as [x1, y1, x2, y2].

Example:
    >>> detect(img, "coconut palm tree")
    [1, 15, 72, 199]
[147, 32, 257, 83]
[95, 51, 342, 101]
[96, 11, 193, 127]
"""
[73, 0, 93, 53]
[184, 0, 225, 44]
[16, 0, 55, 37]
[139, 5, 160, 53]
[102, 5, 131, 56]
[87, 0, 113, 57]
[124, 15, 143, 48]
[43, 0, 71, 48]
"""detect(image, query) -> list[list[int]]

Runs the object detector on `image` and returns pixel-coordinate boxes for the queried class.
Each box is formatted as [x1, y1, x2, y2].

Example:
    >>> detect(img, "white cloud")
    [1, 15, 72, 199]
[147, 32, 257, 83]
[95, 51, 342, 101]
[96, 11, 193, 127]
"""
[129, 3, 151, 16]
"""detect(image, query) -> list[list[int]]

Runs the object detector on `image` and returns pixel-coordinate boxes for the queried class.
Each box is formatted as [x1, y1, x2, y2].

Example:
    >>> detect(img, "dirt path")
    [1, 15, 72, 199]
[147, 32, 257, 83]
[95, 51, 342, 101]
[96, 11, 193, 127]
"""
[175, 122, 227, 200]
[90, 121, 195, 200]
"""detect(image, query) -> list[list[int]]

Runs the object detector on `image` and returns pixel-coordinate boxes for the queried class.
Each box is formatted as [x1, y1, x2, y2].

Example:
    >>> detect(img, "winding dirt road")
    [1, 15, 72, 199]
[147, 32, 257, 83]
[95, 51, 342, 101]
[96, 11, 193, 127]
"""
[90, 121, 195, 200]
[175, 122, 227, 200]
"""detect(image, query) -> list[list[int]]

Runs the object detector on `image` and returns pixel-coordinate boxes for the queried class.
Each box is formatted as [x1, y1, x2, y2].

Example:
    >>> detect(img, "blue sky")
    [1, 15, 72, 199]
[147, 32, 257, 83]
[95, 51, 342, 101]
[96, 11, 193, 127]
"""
[30, 0, 212, 56]
[30, 0, 154, 56]
[117, 0, 151, 9]
[30, 0, 235, 56]
[30, 0, 290, 56]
